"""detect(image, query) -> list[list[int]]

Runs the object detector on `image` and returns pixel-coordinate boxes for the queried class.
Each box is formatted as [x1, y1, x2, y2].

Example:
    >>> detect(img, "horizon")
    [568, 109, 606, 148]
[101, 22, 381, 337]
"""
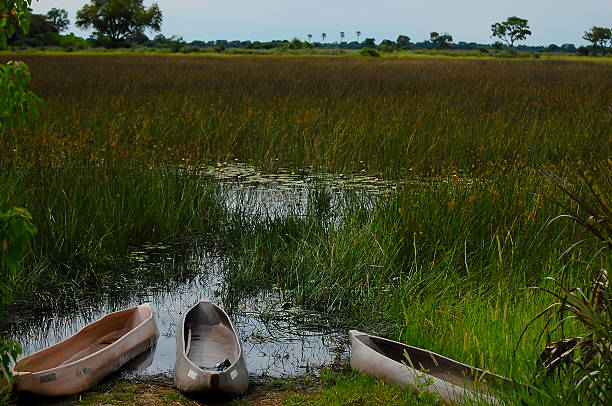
[32, 0, 612, 46]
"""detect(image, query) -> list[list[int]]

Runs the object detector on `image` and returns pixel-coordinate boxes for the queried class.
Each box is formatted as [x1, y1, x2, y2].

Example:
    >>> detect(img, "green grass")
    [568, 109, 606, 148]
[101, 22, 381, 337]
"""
[6, 48, 612, 63]
[217, 168, 606, 403]
[3, 53, 607, 298]
[285, 369, 439, 405]
[0, 160, 226, 299]
[80, 382, 140, 405]
[222, 173, 588, 378]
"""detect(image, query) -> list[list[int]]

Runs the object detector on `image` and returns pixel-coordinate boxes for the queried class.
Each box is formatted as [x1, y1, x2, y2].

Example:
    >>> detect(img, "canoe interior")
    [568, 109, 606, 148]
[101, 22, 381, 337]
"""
[184, 302, 239, 370]
[356, 334, 504, 390]
[13, 306, 152, 373]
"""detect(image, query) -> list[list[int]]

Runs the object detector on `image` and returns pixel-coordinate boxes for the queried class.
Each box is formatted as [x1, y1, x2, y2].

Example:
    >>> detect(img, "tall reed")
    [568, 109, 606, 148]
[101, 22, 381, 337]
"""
[2, 55, 610, 178]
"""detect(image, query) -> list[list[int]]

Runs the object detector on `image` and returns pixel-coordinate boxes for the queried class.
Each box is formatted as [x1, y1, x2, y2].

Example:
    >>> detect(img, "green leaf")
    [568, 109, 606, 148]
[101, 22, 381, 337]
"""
[9, 217, 24, 238]
[3, 255, 16, 274]
[0, 282, 13, 305]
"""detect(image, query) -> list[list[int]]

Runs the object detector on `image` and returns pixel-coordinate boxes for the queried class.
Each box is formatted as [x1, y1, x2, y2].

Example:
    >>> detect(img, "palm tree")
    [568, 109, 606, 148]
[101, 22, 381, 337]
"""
[340, 31, 345, 42]
[321, 33, 327, 43]
[307, 34, 312, 42]
[356, 30, 361, 41]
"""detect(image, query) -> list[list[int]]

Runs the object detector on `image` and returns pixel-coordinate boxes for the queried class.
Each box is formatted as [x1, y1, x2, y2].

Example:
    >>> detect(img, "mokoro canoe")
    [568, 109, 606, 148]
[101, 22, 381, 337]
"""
[349, 330, 511, 404]
[12, 303, 159, 397]
[174, 299, 248, 395]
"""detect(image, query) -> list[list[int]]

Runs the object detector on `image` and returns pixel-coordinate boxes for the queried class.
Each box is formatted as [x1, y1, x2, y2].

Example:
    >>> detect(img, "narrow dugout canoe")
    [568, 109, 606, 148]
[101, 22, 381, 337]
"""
[349, 330, 511, 404]
[12, 303, 159, 397]
[174, 299, 248, 395]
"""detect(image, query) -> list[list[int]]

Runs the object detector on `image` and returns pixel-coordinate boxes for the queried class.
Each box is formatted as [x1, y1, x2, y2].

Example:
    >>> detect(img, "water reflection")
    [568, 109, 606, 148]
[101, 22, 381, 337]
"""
[1, 247, 347, 379]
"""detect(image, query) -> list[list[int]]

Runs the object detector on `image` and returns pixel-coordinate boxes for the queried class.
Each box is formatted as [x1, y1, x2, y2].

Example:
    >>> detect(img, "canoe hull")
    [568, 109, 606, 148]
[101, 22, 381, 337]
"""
[174, 350, 249, 395]
[174, 299, 248, 395]
[12, 304, 159, 397]
[349, 330, 507, 404]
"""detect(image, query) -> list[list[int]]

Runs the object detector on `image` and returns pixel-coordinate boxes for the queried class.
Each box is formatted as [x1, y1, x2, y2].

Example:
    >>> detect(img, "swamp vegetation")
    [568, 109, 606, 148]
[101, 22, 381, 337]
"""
[0, 54, 611, 404]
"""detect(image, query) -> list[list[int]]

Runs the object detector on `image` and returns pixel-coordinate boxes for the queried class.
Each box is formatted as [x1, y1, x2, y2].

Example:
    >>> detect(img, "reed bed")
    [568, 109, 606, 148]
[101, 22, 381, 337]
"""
[1, 55, 610, 176]
[0, 157, 225, 297]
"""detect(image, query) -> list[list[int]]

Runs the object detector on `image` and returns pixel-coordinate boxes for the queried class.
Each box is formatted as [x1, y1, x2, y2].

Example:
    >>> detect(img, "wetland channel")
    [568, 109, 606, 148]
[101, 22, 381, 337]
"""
[0, 164, 393, 381]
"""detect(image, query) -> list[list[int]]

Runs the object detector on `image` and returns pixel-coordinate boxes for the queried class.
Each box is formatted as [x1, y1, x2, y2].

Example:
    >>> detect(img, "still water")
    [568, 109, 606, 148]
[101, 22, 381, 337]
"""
[3, 250, 347, 379]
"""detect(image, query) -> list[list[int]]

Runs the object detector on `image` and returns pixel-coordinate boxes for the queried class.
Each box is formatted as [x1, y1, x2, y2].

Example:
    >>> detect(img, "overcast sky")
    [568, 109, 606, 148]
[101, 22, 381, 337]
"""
[32, 1, 612, 45]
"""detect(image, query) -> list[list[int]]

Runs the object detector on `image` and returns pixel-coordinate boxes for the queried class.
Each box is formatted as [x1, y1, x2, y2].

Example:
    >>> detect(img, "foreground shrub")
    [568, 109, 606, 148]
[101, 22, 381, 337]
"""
[525, 163, 612, 403]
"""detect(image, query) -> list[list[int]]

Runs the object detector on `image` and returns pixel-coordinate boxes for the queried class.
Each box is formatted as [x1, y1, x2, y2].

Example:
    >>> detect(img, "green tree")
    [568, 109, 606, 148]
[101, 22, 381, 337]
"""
[307, 33, 312, 42]
[321, 32, 326, 43]
[0, 0, 33, 48]
[0, 0, 39, 381]
[0, 61, 44, 130]
[583, 26, 612, 56]
[430, 32, 453, 49]
[76, 0, 162, 46]
[356, 30, 361, 41]
[290, 37, 306, 49]
[561, 43, 576, 53]
[362, 37, 376, 48]
[491, 16, 531, 48]
[396, 34, 410, 48]
[379, 39, 395, 50]
[340, 31, 345, 42]
[7, 13, 53, 46]
[29, 13, 55, 35]
[45, 7, 70, 33]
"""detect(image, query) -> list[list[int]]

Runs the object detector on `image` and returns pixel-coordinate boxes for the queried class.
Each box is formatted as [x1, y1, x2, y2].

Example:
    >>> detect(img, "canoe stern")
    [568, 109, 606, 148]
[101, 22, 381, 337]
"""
[174, 354, 248, 395]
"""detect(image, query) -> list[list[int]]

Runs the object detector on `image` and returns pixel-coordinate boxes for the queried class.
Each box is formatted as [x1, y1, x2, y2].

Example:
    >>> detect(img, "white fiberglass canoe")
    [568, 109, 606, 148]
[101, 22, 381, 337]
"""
[349, 330, 511, 404]
[174, 299, 248, 395]
[12, 303, 159, 396]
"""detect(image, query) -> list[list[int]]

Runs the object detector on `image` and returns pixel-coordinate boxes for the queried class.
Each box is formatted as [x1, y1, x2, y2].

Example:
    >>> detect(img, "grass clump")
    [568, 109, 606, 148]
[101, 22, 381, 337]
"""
[0, 159, 226, 299]
[222, 169, 599, 396]
[285, 369, 437, 405]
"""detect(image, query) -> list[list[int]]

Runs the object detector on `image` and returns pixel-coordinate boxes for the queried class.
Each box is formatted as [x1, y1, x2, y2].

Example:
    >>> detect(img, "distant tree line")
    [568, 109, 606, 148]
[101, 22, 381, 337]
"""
[6, 4, 612, 56]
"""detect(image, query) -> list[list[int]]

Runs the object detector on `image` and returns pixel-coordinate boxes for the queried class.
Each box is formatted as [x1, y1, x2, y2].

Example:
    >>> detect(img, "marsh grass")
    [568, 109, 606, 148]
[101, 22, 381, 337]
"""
[0, 55, 608, 403]
[0, 159, 225, 298]
[222, 171, 594, 401]
[519, 163, 612, 403]
[2, 55, 609, 178]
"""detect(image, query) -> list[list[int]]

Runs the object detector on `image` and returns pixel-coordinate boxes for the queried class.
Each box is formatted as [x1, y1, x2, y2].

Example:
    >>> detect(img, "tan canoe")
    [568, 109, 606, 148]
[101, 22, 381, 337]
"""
[12, 303, 159, 396]
[174, 299, 248, 395]
[349, 330, 511, 404]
